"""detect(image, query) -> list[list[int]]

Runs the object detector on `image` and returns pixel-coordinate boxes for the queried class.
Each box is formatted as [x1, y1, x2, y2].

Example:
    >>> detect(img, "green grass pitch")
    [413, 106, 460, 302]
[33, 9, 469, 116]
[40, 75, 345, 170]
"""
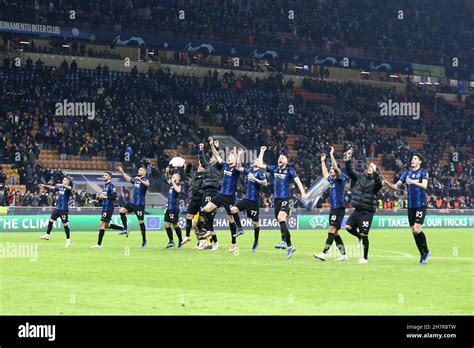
[0, 228, 472, 315]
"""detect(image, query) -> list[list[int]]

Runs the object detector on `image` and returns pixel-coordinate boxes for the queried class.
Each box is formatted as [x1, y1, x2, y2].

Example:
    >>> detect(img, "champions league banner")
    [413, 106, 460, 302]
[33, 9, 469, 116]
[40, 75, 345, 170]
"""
[1, 20, 472, 80]
[0, 210, 473, 232]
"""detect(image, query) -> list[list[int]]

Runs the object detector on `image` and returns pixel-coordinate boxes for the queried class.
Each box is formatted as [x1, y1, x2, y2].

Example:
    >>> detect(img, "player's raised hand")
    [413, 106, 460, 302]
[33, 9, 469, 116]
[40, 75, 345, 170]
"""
[237, 147, 244, 156]
[330, 146, 334, 155]
[321, 153, 327, 161]
[369, 163, 377, 172]
[116, 165, 123, 172]
[208, 136, 214, 144]
[38, 184, 44, 188]
[199, 143, 204, 151]
[302, 193, 309, 200]
[260, 146, 267, 152]
[247, 172, 254, 180]
[405, 177, 413, 184]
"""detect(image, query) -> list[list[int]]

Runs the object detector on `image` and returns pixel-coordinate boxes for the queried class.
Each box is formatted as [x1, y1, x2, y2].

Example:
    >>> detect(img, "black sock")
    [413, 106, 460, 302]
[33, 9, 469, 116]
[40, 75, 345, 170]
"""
[165, 227, 173, 242]
[233, 213, 242, 230]
[229, 222, 237, 244]
[46, 221, 53, 234]
[211, 232, 218, 243]
[140, 223, 146, 242]
[185, 218, 192, 237]
[175, 226, 183, 244]
[280, 221, 291, 246]
[197, 220, 204, 232]
[346, 227, 361, 240]
[254, 226, 260, 242]
[64, 225, 70, 239]
[120, 213, 128, 230]
[362, 236, 369, 259]
[98, 229, 105, 245]
[323, 233, 335, 253]
[418, 231, 429, 253]
[334, 235, 346, 255]
[109, 224, 123, 230]
[413, 233, 423, 253]
[205, 212, 214, 231]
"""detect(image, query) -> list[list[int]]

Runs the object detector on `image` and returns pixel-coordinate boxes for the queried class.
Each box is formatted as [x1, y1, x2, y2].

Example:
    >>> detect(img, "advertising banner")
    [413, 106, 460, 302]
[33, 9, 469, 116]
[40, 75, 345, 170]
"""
[0, 214, 161, 232]
[298, 214, 474, 230]
[0, 210, 472, 232]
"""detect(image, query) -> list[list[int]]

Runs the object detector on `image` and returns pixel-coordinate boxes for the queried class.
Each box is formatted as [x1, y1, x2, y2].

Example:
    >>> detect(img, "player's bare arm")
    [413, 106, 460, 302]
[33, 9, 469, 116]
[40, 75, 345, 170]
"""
[293, 177, 308, 200]
[256, 146, 267, 170]
[406, 177, 428, 189]
[172, 178, 181, 193]
[321, 153, 329, 179]
[135, 176, 150, 187]
[116, 165, 131, 183]
[383, 179, 403, 191]
[209, 136, 222, 163]
[39, 184, 56, 190]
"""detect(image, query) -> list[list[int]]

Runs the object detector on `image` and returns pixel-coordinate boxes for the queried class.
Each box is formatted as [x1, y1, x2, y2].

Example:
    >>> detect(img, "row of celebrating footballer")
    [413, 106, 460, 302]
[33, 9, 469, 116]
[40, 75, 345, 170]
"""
[38, 138, 430, 264]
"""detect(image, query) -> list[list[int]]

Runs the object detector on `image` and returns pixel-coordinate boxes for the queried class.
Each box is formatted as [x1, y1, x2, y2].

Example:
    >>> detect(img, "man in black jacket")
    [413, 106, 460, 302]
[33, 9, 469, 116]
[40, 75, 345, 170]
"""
[344, 149, 383, 264]
[181, 143, 206, 245]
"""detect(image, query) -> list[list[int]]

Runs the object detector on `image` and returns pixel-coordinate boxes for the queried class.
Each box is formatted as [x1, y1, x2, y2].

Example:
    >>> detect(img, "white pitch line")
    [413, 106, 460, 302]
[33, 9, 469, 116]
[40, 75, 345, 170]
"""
[372, 249, 414, 258]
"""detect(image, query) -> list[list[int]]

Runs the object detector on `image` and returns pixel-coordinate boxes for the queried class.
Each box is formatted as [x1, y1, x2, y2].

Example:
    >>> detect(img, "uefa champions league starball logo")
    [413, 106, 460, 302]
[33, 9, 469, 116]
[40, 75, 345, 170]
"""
[178, 217, 186, 229]
[288, 217, 297, 228]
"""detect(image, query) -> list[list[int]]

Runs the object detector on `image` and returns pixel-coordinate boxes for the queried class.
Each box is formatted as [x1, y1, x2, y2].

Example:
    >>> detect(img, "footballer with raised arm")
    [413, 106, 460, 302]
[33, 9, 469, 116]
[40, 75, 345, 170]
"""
[201, 137, 243, 253]
[314, 148, 349, 261]
[230, 159, 268, 252]
[256, 146, 307, 258]
[39, 177, 73, 248]
[383, 153, 431, 264]
[116, 166, 150, 248]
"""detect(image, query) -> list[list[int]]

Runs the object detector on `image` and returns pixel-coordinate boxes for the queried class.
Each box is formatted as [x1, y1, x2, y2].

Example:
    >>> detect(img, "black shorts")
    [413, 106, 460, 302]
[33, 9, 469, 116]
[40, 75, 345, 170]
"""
[274, 198, 291, 219]
[210, 193, 235, 214]
[346, 209, 374, 235]
[235, 198, 259, 222]
[164, 208, 180, 224]
[100, 209, 114, 223]
[329, 207, 345, 230]
[201, 190, 219, 209]
[50, 209, 69, 224]
[408, 207, 427, 226]
[124, 202, 145, 220]
[187, 197, 202, 215]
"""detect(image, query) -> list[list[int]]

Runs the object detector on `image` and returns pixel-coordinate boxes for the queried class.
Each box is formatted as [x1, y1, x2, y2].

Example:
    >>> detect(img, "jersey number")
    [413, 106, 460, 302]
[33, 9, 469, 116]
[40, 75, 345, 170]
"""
[416, 211, 424, 218]
[331, 215, 337, 221]
[281, 201, 288, 206]
[136, 211, 143, 217]
[250, 210, 257, 216]
[362, 221, 370, 228]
